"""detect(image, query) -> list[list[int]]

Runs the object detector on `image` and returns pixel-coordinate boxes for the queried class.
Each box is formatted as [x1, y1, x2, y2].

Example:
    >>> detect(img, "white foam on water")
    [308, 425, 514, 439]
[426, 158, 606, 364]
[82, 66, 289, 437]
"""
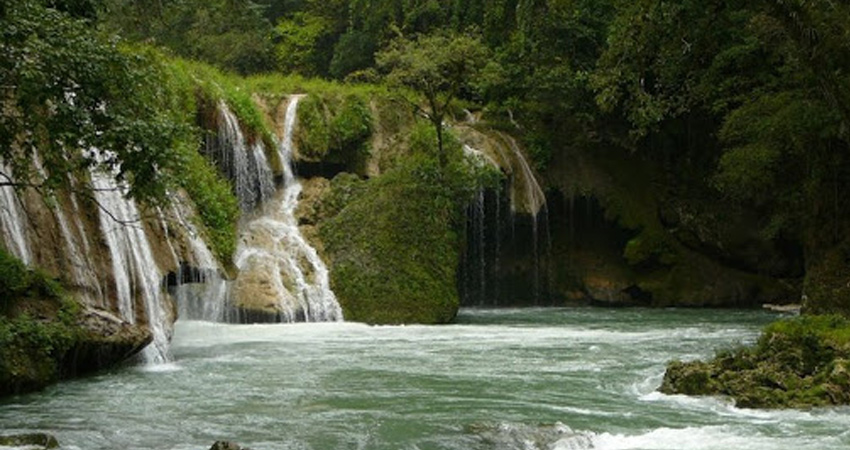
[136, 362, 183, 374]
[590, 425, 843, 450]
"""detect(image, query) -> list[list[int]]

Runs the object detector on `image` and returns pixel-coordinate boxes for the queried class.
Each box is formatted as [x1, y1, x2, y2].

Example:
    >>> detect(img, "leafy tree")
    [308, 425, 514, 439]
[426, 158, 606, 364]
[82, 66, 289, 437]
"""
[275, 11, 340, 76]
[102, 0, 275, 74]
[1, 0, 189, 205]
[377, 31, 490, 166]
[590, 0, 850, 312]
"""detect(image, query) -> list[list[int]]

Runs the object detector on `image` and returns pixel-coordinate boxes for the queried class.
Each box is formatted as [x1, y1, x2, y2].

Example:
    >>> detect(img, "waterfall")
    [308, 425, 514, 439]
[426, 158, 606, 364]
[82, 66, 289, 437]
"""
[233, 96, 343, 322]
[31, 151, 105, 305]
[54, 193, 105, 305]
[90, 154, 171, 364]
[170, 197, 231, 322]
[0, 162, 32, 265]
[208, 101, 276, 212]
[498, 133, 546, 216]
[476, 190, 486, 306]
[251, 142, 276, 206]
[459, 134, 552, 306]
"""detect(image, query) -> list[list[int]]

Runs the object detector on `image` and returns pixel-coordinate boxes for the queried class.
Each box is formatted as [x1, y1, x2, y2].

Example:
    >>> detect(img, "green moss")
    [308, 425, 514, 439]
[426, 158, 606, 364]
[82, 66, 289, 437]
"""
[296, 92, 373, 171]
[320, 161, 460, 324]
[179, 145, 240, 264]
[660, 314, 850, 408]
[0, 249, 82, 396]
[802, 247, 850, 317]
[168, 59, 276, 148]
[319, 125, 494, 324]
[318, 173, 368, 220]
[154, 56, 257, 262]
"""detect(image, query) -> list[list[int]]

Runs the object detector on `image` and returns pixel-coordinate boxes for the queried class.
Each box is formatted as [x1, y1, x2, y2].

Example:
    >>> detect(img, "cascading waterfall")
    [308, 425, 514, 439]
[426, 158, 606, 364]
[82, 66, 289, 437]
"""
[498, 134, 551, 303]
[475, 190, 486, 306]
[460, 136, 552, 306]
[90, 154, 171, 364]
[169, 197, 231, 322]
[207, 101, 276, 212]
[30, 151, 105, 305]
[462, 145, 492, 306]
[233, 96, 343, 322]
[498, 133, 546, 217]
[0, 162, 32, 265]
[251, 142, 276, 206]
[53, 190, 106, 306]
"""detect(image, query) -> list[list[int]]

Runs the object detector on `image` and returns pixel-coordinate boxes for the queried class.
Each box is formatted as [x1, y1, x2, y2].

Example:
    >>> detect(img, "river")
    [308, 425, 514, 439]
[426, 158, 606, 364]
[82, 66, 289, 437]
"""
[1, 308, 848, 449]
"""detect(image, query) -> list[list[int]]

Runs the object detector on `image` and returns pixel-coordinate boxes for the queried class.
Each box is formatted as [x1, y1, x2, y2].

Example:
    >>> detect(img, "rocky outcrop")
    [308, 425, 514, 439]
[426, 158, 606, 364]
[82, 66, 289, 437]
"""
[0, 249, 155, 396]
[63, 307, 153, 377]
[318, 164, 463, 324]
[660, 315, 850, 408]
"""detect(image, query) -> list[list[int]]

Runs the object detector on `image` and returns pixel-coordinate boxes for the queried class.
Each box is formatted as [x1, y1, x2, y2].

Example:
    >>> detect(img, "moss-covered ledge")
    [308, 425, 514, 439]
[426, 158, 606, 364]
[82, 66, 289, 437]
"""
[659, 315, 850, 408]
[0, 250, 151, 397]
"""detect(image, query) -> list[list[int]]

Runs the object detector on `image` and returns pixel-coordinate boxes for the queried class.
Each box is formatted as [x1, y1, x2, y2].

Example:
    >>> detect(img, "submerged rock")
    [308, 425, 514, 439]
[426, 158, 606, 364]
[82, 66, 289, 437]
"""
[209, 441, 251, 450]
[0, 433, 59, 449]
[468, 422, 594, 450]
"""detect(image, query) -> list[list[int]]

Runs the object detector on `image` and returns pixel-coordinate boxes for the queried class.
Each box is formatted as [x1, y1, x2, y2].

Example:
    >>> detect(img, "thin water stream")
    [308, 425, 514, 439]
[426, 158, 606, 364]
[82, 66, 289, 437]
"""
[1, 308, 848, 449]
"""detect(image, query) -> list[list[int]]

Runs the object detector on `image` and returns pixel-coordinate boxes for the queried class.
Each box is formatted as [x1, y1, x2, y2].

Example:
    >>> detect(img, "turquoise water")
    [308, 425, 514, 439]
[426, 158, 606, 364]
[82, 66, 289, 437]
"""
[1, 308, 849, 449]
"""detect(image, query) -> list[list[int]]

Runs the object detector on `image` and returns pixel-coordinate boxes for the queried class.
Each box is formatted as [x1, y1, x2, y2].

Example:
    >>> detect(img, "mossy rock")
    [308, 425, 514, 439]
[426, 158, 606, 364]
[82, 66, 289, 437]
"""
[295, 93, 373, 173]
[0, 433, 59, 449]
[660, 360, 720, 395]
[0, 249, 151, 397]
[660, 315, 850, 408]
[319, 161, 467, 324]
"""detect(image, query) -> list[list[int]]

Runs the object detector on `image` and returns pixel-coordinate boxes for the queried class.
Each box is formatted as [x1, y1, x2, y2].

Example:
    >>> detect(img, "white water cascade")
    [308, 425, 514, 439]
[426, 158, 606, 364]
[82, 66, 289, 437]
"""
[32, 152, 106, 306]
[90, 155, 171, 363]
[0, 162, 32, 265]
[460, 133, 552, 305]
[208, 101, 276, 212]
[233, 96, 343, 322]
[169, 197, 231, 322]
[497, 132, 547, 216]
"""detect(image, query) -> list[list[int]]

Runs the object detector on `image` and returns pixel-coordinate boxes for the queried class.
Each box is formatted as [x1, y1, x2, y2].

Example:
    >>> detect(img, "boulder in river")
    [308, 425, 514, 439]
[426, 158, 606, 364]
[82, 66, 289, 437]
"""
[209, 441, 252, 450]
[0, 432, 59, 449]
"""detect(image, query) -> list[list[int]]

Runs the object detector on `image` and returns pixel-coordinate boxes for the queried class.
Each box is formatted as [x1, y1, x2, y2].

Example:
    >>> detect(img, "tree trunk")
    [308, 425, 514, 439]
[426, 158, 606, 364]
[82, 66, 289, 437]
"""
[435, 117, 446, 168]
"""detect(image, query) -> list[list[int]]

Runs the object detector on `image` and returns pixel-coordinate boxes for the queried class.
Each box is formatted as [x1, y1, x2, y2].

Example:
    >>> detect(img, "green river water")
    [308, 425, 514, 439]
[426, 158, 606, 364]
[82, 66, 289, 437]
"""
[1, 308, 849, 449]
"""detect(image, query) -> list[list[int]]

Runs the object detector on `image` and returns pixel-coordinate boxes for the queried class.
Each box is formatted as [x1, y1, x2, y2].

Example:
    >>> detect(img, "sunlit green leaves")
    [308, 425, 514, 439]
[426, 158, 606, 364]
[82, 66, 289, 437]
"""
[1, 1, 192, 205]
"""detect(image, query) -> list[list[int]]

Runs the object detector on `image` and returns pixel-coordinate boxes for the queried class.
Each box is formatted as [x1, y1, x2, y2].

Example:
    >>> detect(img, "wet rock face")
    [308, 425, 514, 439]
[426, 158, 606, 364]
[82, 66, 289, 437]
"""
[63, 307, 153, 377]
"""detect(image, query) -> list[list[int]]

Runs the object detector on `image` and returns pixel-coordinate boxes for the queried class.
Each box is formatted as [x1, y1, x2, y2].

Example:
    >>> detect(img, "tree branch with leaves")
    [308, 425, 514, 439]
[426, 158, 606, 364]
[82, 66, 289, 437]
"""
[377, 31, 490, 167]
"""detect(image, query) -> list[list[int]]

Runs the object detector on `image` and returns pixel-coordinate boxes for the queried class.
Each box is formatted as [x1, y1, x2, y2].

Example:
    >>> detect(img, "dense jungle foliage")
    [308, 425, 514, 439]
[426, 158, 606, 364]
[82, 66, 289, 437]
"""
[2, 0, 849, 314]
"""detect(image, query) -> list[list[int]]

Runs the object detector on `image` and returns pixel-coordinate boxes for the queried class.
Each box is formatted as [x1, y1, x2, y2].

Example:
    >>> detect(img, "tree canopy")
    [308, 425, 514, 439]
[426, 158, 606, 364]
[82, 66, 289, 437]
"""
[1, 0, 190, 204]
[376, 31, 489, 166]
[5, 0, 850, 310]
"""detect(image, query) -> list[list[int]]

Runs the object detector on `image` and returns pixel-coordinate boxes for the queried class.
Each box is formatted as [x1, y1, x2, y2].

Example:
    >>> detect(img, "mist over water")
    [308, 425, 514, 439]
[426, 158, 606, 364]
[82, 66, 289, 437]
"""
[1, 308, 848, 450]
